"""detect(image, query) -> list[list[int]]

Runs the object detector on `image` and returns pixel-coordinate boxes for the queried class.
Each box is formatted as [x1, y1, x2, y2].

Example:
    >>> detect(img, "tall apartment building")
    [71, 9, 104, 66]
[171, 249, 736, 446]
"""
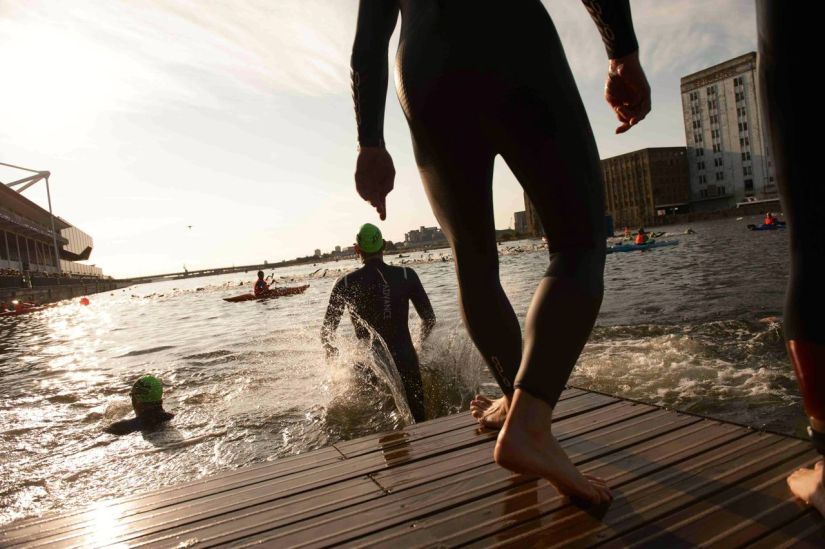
[681, 52, 776, 211]
[602, 147, 690, 229]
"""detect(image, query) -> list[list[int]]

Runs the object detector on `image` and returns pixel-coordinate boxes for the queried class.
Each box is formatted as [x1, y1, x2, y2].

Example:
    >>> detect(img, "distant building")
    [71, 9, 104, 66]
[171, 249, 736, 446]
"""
[334, 245, 341, 253]
[524, 193, 543, 236]
[681, 52, 776, 211]
[314, 249, 321, 258]
[404, 226, 446, 245]
[514, 211, 528, 234]
[601, 147, 690, 229]
[1, 181, 102, 277]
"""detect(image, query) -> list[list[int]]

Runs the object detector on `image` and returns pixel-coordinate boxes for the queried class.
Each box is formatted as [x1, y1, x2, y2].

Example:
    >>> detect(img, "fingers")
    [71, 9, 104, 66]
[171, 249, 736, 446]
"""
[376, 196, 386, 220]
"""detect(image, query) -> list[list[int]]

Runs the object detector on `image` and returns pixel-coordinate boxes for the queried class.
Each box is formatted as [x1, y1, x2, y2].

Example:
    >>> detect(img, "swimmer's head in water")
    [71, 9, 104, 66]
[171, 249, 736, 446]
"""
[356, 223, 384, 254]
[130, 375, 163, 404]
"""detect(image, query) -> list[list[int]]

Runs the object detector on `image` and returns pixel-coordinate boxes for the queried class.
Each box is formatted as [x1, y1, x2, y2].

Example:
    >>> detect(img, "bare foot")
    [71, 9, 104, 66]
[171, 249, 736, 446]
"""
[788, 460, 825, 517]
[494, 389, 612, 505]
[470, 394, 510, 429]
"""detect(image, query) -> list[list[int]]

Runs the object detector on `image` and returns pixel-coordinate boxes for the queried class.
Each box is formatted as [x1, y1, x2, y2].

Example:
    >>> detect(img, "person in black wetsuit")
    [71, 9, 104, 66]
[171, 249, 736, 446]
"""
[350, 1, 650, 504]
[104, 375, 174, 436]
[756, 1, 825, 517]
[321, 223, 436, 422]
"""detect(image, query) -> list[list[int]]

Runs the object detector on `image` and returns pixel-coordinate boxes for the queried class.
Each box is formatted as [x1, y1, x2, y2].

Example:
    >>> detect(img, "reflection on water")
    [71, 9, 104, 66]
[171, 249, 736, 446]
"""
[0, 216, 802, 525]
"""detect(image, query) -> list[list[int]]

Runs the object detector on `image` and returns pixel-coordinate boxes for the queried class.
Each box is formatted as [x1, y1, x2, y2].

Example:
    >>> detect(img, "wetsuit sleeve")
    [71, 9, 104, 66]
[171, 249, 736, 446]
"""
[321, 278, 347, 354]
[581, 0, 639, 59]
[351, 0, 400, 147]
[408, 269, 436, 340]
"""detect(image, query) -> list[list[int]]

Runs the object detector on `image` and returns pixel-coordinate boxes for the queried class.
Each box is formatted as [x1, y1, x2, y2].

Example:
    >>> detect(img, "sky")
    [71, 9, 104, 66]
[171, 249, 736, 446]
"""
[0, 0, 757, 278]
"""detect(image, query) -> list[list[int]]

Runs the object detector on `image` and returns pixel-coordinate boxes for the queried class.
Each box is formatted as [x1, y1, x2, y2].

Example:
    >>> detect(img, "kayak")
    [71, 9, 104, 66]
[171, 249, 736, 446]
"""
[606, 239, 679, 254]
[223, 284, 309, 302]
[0, 303, 58, 317]
[748, 222, 786, 231]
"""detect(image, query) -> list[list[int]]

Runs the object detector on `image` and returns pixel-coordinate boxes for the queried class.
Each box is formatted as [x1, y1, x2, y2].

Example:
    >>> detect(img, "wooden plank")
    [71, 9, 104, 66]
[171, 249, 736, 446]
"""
[332, 387, 587, 459]
[745, 510, 825, 549]
[331, 419, 742, 549]
[335, 389, 612, 459]
[461, 436, 810, 548]
[222, 406, 705, 547]
[10, 396, 606, 548]
[40, 396, 620, 547]
[2, 446, 345, 543]
[371, 402, 654, 493]
[605, 454, 822, 548]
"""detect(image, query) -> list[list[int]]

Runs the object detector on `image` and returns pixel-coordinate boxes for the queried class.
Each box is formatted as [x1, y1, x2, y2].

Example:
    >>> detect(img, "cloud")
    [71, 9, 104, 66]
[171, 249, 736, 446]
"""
[545, 0, 757, 83]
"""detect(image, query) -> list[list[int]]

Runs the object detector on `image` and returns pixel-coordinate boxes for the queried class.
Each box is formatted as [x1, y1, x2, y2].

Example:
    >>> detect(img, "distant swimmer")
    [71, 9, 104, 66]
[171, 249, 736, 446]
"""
[757, 1, 825, 517]
[253, 270, 270, 297]
[104, 375, 174, 435]
[350, 0, 649, 504]
[321, 223, 436, 422]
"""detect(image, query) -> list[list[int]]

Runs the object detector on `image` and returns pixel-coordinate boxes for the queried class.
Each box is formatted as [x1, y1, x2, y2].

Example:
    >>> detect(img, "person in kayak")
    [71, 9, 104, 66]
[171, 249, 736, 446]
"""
[350, 0, 649, 503]
[253, 271, 270, 297]
[763, 212, 777, 226]
[623, 226, 632, 239]
[104, 375, 175, 435]
[757, 1, 825, 517]
[634, 228, 649, 245]
[321, 223, 436, 422]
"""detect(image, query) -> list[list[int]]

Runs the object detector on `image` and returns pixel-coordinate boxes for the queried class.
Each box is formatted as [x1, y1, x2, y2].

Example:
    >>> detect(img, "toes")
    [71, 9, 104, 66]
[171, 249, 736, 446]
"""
[474, 395, 493, 405]
[815, 460, 824, 471]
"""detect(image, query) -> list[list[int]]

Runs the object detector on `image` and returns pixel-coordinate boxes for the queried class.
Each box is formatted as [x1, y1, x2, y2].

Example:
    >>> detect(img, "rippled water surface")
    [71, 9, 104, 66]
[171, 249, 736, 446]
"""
[0, 215, 800, 525]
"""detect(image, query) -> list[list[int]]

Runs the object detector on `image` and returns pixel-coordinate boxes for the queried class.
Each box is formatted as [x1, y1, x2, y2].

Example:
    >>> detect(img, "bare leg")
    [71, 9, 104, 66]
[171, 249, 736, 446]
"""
[494, 389, 611, 504]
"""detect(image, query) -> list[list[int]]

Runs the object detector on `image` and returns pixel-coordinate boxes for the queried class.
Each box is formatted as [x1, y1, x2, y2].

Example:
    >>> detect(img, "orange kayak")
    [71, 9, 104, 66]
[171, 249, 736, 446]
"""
[223, 284, 309, 303]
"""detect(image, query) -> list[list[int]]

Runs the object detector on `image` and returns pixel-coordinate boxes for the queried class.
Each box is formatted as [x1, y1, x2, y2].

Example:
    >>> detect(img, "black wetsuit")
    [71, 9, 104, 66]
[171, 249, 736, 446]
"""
[322, 259, 435, 421]
[104, 410, 174, 436]
[757, 1, 825, 451]
[351, 1, 637, 406]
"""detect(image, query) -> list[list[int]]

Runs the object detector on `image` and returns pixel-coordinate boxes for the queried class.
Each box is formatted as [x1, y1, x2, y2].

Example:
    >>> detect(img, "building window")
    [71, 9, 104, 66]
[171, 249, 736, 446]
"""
[716, 172, 724, 181]
[745, 179, 754, 190]
[741, 151, 751, 161]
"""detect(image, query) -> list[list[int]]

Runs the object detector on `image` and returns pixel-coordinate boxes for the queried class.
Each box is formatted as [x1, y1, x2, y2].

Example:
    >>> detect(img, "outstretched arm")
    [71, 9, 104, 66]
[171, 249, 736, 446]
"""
[321, 280, 346, 358]
[351, 0, 399, 148]
[409, 270, 436, 341]
[351, 0, 399, 220]
[581, 0, 650, 134]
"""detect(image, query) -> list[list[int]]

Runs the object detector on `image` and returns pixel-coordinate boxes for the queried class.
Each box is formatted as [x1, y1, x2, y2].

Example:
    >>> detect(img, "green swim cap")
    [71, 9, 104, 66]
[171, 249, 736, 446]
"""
[130, 375, 163, 403]
[356, 223, 384, 253]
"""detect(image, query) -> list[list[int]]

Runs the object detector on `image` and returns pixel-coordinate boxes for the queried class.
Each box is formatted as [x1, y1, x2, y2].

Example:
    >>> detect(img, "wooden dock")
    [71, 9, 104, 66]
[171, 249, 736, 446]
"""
[3, 388, 823, 547]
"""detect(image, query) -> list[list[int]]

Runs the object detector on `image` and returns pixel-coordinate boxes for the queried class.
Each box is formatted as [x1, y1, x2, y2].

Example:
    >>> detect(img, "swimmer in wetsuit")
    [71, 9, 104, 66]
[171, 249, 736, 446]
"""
[321, 223, 436, 422]
[757, 1, 825, 517]
[104, 375, 174, 436]
[351, 0, 650, 503]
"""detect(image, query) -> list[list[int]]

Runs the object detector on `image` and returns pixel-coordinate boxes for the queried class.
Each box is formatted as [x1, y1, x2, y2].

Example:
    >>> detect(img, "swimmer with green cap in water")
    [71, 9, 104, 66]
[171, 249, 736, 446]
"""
[104, 375, 175, 435]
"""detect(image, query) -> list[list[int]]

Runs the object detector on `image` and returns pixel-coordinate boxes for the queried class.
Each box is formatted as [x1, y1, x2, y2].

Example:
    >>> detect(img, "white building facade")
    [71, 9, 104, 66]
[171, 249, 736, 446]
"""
[681, 52, 776, 211]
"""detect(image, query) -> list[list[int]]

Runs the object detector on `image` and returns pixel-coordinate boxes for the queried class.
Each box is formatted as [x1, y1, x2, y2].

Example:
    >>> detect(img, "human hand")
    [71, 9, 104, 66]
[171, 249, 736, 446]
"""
[325, 345, 339, 361]
[355, 146, 395, 220]
[605, 51, 651, 134]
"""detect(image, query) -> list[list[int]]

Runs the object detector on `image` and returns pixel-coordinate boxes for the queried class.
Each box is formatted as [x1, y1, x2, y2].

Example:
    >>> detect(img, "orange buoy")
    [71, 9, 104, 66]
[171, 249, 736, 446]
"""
[79, 297, 90, 306]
